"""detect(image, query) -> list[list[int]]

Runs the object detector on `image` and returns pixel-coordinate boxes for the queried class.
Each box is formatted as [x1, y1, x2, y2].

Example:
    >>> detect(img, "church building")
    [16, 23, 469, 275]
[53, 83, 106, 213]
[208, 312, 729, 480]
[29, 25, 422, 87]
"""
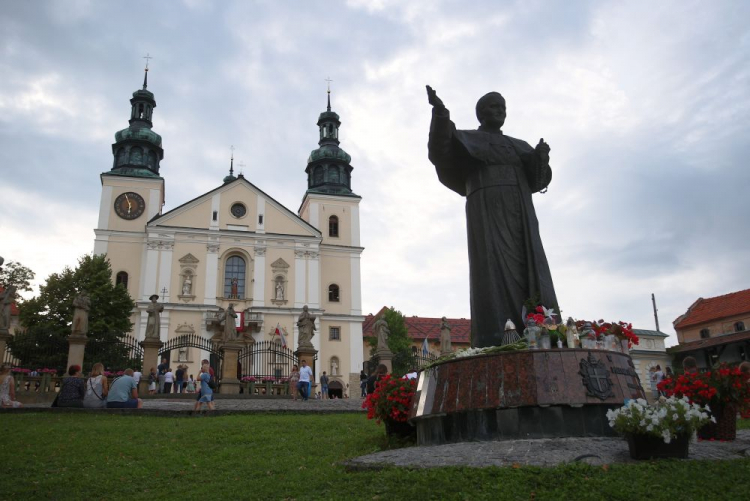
[93, 69, 364, 393]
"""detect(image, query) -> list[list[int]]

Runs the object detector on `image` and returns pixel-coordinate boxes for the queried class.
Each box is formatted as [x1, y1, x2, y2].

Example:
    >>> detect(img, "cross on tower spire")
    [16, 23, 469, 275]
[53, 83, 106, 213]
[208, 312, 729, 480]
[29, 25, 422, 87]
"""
[142, 53, 153, 89]
[325, 77, 333, 111]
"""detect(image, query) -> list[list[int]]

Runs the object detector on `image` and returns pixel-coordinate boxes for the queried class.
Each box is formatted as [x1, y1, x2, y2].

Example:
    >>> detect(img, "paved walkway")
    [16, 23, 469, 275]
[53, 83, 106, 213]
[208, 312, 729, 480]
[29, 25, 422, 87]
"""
[344, 430, 750, 469]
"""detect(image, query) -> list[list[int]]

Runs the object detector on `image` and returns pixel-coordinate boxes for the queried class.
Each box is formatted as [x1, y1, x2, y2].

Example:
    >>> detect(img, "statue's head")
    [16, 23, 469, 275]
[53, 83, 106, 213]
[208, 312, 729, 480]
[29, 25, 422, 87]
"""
[149, 294, 159, 302]
[476, 92, 506, 129]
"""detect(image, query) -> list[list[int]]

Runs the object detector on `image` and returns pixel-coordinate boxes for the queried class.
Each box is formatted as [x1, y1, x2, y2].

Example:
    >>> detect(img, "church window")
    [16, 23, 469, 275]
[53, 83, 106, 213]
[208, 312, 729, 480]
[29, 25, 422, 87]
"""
[329, 215, 339, 237]
[231, 203, 246, 218]
[329, 327, 340, 341]
[735, 321, 746, 332]
[115, 271, 128, 289]
[329, 167, 339, 183]
[314, 167, 324, 185]
[258, 214, 264, 225]
[700, 328, 710, 339]
[116, 148, 126, 166]
[130, 147, 143, 165]
[138, 104, 144, 119]
[212, 211, 218, 221]
[328, 284, 340, 302]
[224, 256, 246, 299]
[147, 151, 157, 168]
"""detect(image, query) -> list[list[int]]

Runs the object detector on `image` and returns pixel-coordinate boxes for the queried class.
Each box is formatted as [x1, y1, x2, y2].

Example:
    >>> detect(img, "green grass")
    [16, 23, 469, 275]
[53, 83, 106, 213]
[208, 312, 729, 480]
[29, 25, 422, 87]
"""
[0, 413, 749, 500]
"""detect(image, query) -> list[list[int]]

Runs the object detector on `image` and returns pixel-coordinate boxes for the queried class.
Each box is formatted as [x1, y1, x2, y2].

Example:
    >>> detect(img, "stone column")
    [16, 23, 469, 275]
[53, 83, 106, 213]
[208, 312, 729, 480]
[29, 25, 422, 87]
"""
[66, 335, 88, 372]
[220, 342, 243, 394]
[139, 338, 163, 396]
[376, 349, 393, 374]
[0, 330, 11, 363]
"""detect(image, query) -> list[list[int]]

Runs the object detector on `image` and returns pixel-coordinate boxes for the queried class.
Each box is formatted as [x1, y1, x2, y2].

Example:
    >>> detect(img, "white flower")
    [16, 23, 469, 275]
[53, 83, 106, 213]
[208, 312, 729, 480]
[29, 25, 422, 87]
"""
[646, 424, 654, 432]
[662, 430, 672, 444]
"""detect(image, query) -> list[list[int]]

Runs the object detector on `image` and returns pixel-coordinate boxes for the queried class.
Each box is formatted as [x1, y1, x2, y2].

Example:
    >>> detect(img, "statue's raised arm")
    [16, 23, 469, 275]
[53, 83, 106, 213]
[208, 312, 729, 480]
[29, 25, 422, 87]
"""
[426, 85, 445, 110]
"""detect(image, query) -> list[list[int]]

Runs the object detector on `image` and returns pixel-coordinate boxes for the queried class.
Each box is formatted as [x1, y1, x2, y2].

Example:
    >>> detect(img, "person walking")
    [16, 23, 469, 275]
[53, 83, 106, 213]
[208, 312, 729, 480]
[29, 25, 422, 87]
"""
[289, 365, 300, 401]
[298, 360, 313, 401]
[83, 362, 109, 408]
[194, 363, 215, 411]
[359, 370, 368, 398]
[0, 363, 22, 408]
[175, 365, 184, 394]
[320, 371, 329, 400]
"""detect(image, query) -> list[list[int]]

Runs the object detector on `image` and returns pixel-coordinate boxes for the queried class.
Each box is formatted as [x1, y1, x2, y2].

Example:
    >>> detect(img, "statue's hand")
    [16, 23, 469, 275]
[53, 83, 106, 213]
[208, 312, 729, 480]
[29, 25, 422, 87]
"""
[426, 85, 445, 110]
[535, 138, 550, 162]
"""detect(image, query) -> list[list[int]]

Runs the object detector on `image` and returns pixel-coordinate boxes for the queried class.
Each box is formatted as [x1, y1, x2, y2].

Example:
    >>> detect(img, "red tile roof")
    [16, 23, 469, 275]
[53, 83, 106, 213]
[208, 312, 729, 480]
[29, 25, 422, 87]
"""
[0, 287, 19, 316]
[673, 288, 750, 330]
[363, 307, 471, 344]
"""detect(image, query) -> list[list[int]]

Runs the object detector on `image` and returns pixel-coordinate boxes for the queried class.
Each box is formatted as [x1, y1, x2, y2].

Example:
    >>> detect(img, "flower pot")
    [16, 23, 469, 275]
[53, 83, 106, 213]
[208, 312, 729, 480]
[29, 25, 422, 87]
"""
[604, 334, 618, 352]
[385, 418, 415, 439]
[626, 433, 690, 460]
[698, 404, 737, 441]
[540, 333, 551, 350]
[620, 339, 629, 354]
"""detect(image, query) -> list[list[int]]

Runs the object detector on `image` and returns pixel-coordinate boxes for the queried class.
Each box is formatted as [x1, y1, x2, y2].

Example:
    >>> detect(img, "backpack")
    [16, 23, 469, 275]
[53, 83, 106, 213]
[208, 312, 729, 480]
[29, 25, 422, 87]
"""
[207, 374, 217, 390]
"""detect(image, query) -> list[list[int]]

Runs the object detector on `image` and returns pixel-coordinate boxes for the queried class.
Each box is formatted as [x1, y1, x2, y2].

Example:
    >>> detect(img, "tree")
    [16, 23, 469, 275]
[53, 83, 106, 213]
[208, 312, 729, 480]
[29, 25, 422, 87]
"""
[11, 254, 136, 372]
[367, 307, 414, 376]
[0, 260, 35, 293]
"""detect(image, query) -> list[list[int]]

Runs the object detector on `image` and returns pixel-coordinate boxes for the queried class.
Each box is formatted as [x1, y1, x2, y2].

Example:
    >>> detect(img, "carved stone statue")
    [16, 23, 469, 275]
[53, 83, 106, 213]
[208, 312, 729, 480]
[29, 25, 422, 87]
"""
[374, 317, 390, 353]
[0, 285, 17, 332]
[178, 346, 188, 362]
[427, 85, 558, 348]
[71, 292, 91, 336]
[182, 274, 192, 295]
[209, 308, 225, 341]
[297, 305, 316, 348]
[439, 316, 452, 355]
[331, 359, 338, 376]
[145, 294, 163, 339]
[275, 281, 284, 301]
[230, 277, 239, 299]
[222, 303, 238, 341]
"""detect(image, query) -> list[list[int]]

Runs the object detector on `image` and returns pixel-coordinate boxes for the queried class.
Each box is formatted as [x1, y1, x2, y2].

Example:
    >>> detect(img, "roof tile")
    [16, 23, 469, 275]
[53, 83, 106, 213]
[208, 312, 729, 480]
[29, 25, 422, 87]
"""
[673, 288, 750, 329]
[363, 307, 471, 343]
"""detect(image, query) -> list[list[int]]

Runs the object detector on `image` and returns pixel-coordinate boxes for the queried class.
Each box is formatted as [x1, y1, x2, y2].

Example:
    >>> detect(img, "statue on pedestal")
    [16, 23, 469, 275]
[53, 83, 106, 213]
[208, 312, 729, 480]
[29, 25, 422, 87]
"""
[71, 292, 91, 336]
[374, 317, 390, 353]
[439, 316, 452, 354]
[222, 303, 238, 342]
[182, 274, 192, 295]
[145, 294, 163, 339]
[275, 281, 284, 301]
[0, 285, 16, 332]
[426, 85, 558, 347]
[297, 305, 316, 348]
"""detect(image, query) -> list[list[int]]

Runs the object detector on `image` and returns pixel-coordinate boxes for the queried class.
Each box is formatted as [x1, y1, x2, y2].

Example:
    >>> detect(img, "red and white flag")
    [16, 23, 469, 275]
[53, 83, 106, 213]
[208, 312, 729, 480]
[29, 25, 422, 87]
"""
[275, 323, 288, 348]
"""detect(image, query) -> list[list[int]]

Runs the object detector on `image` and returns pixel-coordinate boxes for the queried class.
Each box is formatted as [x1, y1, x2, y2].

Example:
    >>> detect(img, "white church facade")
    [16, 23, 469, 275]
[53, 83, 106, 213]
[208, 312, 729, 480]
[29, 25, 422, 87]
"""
[93, 70, 364, 392]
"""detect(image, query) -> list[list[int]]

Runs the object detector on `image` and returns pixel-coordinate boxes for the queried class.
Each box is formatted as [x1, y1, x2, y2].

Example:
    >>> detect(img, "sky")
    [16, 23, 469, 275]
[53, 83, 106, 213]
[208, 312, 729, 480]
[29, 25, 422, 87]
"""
[1, 0, 749, 347]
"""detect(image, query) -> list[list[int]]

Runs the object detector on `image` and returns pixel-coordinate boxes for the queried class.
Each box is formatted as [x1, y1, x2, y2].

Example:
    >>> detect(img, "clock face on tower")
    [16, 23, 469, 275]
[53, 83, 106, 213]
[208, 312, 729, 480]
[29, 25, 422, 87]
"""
[114, 192, 146, 220]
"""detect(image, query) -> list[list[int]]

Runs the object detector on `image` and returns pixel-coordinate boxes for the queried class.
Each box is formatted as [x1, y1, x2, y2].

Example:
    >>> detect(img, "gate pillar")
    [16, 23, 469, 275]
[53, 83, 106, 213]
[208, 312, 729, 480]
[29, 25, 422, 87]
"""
[66, 334, 88, 372]
[220, 341, 243, 394]
[140, 338, 163, 396]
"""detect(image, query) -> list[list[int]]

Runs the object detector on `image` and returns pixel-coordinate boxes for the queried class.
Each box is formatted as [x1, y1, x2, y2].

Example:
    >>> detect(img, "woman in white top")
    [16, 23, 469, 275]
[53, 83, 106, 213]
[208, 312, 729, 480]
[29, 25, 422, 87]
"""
[83, 362, 109, 408]
[164, 368, 174, 393]
[0, 363, 22, 408]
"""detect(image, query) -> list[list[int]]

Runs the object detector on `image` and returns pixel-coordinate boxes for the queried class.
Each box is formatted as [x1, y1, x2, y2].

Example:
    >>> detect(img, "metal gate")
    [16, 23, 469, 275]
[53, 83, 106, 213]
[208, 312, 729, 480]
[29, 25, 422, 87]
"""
[158, 333, 223, 380]
[238, 341, 298, 381]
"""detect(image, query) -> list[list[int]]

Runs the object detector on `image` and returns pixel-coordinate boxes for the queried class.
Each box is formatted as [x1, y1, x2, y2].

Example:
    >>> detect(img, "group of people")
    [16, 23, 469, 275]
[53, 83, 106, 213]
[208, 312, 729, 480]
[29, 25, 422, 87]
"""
[53, 363, 143, 409]
[146, 362, 195, 395]
[288, 360, 313, 401]
[649, 364, 673, 397]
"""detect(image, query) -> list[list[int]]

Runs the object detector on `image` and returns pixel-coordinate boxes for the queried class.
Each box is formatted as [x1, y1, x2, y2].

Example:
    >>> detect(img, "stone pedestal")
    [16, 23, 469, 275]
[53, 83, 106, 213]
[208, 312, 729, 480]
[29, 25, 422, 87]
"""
[295, 346, 318, 398]
[0, 330, 11, 362]
[220, 342, 243, 394]
[376, 350, 393, 373]
[66, 334, 88, 371]
[139, 338, 163, 396]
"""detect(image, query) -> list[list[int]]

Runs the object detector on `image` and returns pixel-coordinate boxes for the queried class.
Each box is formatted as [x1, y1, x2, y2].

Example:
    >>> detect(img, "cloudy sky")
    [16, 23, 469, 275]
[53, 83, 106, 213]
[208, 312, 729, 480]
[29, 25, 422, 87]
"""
[2, 0, 749, 346]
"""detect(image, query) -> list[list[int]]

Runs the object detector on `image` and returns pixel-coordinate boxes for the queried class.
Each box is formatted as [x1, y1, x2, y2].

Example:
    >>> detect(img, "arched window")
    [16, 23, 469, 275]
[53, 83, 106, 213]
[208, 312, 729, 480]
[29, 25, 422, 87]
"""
[138, 104, 144, 119]
[224, 256, 246, 299]
[314, 167, 324, 185]
[115, 271, 128, 289]
[735, 321, 746, 332]
[328, 284, 340, 302]
[329, 167, 339, 183]
[700, 328, 710, 339]
[329, 215, 339, 238]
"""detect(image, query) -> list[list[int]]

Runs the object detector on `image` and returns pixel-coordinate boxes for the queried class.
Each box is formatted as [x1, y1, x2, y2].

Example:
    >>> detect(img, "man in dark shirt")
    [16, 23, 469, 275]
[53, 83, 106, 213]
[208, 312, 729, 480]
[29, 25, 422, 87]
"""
[175, 366, 185, 393]
[157, 357, 168, 393]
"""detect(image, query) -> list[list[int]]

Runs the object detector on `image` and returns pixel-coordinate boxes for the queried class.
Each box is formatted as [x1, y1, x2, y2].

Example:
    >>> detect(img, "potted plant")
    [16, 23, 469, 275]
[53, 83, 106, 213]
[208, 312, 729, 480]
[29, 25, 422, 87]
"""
[658, 363, 750, 441]
[362, 374, 416, 438]
[607, 396, 713, 459]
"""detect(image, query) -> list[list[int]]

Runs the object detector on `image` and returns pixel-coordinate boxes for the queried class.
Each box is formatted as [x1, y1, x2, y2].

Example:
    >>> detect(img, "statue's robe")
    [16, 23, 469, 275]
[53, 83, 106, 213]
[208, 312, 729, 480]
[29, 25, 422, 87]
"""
[428, 108, 558, 347]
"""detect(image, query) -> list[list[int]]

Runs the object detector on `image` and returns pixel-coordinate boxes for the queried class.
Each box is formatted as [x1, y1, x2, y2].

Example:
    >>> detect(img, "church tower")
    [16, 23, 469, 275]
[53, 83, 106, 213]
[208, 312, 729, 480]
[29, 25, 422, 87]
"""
[299, 85, 364, 393]
[94, 64, 166, 296]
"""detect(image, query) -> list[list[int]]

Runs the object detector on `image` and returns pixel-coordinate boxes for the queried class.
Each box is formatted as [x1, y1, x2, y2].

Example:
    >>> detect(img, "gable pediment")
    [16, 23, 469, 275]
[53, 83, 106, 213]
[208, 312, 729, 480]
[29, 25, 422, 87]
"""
[179, 253, 200, 264]
[271, 258, 290, 269]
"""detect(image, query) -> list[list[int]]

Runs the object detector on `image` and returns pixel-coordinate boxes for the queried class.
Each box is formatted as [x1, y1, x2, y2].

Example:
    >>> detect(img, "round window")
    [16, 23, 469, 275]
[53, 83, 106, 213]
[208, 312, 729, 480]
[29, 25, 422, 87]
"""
[231, 203, 246, 218]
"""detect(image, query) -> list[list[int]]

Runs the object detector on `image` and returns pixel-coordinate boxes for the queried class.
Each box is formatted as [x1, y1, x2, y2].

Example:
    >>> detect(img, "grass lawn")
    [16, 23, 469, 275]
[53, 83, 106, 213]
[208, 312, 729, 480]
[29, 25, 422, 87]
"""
[0, 413, 748, 501]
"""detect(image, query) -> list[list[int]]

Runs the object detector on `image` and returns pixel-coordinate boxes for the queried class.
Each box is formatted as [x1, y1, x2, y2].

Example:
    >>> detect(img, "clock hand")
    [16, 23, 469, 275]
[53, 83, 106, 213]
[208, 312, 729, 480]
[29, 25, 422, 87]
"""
[125, 194, 132, 214]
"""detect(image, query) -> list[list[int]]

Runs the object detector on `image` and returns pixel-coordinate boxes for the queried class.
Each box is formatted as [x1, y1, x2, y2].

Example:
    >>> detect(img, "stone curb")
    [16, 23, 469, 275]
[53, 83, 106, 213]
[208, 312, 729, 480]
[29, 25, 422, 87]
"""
[0, 407, 364, 417]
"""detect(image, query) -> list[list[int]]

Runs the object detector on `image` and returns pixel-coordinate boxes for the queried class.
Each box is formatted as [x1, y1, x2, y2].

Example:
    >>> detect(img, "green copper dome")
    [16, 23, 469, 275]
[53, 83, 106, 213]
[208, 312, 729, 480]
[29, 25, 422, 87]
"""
[307, 144, 351, 164]
[115, 126, 162, 147]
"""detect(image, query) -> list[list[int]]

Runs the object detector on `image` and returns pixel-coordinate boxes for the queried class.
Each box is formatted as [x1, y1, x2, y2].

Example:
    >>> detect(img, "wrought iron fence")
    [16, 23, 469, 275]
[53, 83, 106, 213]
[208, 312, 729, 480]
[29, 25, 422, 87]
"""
[158, 333, 223, 378]
[364, 351, 438, 376]
[84, 333, 144, 372]
[4, 333, 69, 374]
[238, 341, 297, 381]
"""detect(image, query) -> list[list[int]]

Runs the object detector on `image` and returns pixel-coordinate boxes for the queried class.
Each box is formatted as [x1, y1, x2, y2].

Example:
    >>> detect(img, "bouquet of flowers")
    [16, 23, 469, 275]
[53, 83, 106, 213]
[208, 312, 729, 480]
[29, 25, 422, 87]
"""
[607, 396, 714, 443]
[241, 376, 256, 382]
[658, 363, 750, 412]
[11, 367, 30, 374]
[362, 374, 416, 424]
[37, 368, 58, 374]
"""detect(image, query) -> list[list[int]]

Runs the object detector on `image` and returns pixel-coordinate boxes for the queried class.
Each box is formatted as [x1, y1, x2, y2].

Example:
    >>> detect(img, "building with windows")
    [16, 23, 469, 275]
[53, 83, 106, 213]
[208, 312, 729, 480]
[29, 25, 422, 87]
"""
[670, 288, 750, 369]
[93, 70, 364, 391]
